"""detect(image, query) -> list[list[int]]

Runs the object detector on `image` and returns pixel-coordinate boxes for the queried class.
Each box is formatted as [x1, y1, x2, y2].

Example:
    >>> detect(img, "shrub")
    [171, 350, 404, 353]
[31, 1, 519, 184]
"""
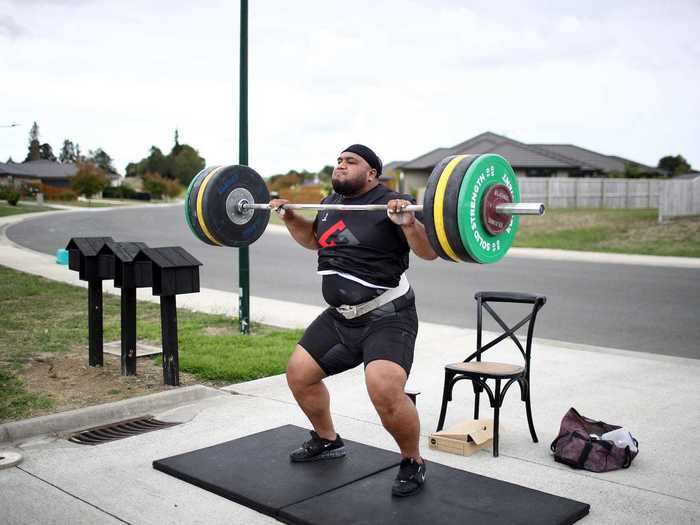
[71, 161, 110, 200]
[142, 172, 168, 198]
[40, 184, 77, 201]
[103, 184, 137, 199]
[6, 189, 20, 206]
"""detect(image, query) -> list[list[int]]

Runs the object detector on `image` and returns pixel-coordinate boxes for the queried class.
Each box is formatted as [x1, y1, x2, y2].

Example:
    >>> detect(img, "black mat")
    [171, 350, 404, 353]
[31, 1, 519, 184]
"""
[279, 461, 590, 525]
[152, 424, 400, 517]
[153, 425, 589, 524]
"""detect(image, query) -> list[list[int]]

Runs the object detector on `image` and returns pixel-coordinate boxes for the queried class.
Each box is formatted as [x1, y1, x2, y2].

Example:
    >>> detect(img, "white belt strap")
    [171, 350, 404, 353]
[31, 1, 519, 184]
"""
[335, 274, 410, 320]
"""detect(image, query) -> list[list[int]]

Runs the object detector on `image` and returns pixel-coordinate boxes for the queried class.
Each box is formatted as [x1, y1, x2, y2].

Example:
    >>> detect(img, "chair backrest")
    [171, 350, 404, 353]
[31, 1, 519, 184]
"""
[466, 291, 547, 370]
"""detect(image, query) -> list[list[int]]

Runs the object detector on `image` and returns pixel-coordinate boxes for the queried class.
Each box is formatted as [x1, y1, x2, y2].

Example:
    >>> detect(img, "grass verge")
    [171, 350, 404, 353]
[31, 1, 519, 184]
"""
[515, 208, 700, 257]
[0, 202, 56, 217]
[0, 265, 301, 423]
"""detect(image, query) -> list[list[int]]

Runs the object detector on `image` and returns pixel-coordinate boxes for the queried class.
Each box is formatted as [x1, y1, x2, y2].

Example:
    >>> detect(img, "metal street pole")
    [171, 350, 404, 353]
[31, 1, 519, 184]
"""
[238, 0, 250, 334]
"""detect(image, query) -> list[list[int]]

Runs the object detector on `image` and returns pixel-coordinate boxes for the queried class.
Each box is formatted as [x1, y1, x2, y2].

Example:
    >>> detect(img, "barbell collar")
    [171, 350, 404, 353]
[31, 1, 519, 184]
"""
[239, 201, 545, 216]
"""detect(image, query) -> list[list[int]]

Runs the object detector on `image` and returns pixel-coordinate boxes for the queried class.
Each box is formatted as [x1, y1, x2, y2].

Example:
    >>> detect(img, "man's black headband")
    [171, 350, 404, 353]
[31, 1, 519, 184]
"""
[342, 144, 382, 176]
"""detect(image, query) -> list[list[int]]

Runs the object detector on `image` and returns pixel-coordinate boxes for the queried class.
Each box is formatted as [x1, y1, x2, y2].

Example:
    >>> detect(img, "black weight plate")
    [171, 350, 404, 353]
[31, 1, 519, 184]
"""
[443, 155, 478, 262]
[200, 165, 271, 247]
[423, 155, 456, 261]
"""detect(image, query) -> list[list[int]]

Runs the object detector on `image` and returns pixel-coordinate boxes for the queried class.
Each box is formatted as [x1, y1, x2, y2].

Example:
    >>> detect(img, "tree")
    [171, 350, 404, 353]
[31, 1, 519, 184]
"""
[59, 140, 77, 163]
[127, 138, 206, 183]
[171, 128, 183, 156]
[71, 161, 110, 204]
[658, 155, 691, 177]
[144, 146, 170, 177]
[171, 144, 205, 185]
[75, 143, 85, 162]
[89, 148, 117, 175]
[142, 172, 168, 198]
[40, 143, 56, 161]
[124, 162, 139, 177]
[25, 121, 41, 162]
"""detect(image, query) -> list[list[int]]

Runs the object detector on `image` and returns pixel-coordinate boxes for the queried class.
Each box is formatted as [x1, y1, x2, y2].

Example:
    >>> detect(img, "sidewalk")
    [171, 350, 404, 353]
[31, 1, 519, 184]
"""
[1, 209, 699, 524]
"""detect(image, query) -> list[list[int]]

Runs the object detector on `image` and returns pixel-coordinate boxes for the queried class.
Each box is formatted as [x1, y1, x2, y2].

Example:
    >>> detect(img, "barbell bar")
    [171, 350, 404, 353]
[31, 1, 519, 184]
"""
[184, 153, 545, 263]
[236, 201, 545, 215]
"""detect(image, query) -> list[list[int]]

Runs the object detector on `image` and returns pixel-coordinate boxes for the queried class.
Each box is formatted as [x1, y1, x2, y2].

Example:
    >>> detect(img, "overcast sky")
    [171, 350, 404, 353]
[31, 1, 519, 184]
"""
[1, 0, 699, 176]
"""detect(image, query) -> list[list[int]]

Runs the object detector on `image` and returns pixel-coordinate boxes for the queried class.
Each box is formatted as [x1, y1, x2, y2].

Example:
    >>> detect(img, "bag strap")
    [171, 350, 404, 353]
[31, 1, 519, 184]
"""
[576, 441, 593, 468]
[550, 435, 562, 452]
[622, 446, 632, 468]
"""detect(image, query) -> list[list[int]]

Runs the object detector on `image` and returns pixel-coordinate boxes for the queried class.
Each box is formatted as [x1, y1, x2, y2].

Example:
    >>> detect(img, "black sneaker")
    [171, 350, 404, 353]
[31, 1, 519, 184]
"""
[392, 458, 427, 497]
[289, 431, 346, 462]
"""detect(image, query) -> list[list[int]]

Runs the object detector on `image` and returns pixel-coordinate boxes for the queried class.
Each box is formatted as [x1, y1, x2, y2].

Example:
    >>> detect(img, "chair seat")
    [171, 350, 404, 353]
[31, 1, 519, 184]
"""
[446, 361, 525, 377]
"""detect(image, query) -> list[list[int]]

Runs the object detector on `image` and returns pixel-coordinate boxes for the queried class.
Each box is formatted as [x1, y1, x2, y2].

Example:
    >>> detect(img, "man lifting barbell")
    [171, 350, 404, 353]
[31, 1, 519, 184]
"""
[271, 144, 433, 497]
[184, 146, 545, 496]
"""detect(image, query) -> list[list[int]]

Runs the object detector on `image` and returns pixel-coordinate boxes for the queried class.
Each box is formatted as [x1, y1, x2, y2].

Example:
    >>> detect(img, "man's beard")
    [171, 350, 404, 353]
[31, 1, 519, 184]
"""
[332, 176, 365, 196]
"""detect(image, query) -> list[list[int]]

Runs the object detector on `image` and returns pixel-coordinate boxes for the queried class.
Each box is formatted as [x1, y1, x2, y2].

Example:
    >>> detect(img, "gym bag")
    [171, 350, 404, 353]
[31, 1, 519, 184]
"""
[550, 407, 638, 473]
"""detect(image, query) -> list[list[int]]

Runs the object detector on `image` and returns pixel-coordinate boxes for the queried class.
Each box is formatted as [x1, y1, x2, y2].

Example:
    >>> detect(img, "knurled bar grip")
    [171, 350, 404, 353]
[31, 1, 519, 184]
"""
[240, 202, 545, 216]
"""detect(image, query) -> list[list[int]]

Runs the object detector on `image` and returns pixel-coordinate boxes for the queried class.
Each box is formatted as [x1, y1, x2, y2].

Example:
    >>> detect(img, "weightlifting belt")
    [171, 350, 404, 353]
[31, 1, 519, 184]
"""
[335, 274, 410, 320]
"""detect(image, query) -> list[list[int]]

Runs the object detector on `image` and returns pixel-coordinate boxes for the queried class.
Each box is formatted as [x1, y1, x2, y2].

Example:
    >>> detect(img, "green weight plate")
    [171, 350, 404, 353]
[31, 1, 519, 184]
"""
[422, 155, 456, 261]
[183, 169, 200, 237]
[442, 155, 478, 262]
[457, 154, 520, 264]
[200, 165, 271, 247]
[187, 166, 220, 246]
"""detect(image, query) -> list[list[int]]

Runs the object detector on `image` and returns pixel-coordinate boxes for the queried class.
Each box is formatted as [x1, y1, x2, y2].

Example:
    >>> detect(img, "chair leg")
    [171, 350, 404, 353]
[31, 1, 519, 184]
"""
[524, 380, 538, 443]
[436, 371, 454, 432]
[492, 379, 502, 457]
[473, 380, 481, 419]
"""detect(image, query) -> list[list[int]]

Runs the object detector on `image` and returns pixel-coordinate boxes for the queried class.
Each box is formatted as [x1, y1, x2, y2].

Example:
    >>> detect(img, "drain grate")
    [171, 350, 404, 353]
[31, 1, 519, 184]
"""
[68, 416, 180, 445]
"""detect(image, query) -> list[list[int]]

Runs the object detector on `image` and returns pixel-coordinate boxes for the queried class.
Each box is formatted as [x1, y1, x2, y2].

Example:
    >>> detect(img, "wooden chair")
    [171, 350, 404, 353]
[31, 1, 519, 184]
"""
[436, 291, 546, 457]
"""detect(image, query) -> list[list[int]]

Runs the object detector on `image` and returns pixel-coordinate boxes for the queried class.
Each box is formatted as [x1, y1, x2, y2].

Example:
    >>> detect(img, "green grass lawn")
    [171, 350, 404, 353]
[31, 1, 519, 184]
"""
[0, 265, 302, 422]
[0, 202, 56, 217]
[515, 208, 700, 257]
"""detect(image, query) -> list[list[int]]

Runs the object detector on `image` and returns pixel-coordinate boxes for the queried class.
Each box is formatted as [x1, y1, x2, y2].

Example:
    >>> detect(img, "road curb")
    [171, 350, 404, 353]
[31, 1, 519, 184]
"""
[0, 385, 228, 445]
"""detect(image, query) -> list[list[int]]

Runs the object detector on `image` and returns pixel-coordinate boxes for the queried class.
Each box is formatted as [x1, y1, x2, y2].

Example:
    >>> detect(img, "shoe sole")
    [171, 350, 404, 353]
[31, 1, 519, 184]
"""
[290, 446, 347, 463]
[391, 482, 425, 497]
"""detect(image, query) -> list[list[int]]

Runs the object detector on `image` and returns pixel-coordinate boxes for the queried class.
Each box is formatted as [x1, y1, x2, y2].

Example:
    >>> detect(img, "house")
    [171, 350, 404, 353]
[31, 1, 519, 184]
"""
[392, 132, 662, 194]
[0, 160, 78, 188]
[0, 160, 121, 189]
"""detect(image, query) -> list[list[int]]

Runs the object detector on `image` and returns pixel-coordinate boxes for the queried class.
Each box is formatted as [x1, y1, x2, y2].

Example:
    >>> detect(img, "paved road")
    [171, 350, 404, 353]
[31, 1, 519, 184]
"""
[7, 205, 700, 359]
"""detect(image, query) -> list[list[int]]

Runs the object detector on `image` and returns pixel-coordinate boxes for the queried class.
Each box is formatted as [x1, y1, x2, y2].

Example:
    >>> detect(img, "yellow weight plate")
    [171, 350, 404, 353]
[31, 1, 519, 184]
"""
[196, 166, 226, 246]
[434, 154, 468, 262]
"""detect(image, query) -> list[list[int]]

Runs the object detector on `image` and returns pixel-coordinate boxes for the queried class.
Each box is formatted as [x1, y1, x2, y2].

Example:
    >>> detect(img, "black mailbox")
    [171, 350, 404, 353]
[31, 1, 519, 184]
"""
[104, 241, 151, 289]
[135, 246, 202, 297]
[64, 236, 115, 368]
[65, 237, 115, 281]
[96, 240, 150, 377]
[134, 246, 202, 387]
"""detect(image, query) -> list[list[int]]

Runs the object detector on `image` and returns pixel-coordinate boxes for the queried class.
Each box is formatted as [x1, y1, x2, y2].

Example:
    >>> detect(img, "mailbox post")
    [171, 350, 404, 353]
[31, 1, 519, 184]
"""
[100, 241, 149, 375]
[134, 246, 202, 386]
[65, 237, 115, 367]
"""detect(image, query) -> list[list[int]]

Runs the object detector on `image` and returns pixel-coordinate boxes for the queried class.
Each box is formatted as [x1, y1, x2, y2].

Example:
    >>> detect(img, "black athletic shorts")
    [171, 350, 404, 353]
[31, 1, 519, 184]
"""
[298, 289, 418, 377]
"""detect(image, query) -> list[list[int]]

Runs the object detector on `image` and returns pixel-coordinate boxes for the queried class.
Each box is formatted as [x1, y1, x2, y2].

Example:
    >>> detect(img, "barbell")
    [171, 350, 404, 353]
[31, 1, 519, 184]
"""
[184, 153, 545, 263]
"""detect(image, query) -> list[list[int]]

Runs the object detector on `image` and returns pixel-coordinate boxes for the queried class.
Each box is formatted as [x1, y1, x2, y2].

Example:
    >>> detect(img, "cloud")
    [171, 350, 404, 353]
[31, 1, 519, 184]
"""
[0, 15, 25, 39]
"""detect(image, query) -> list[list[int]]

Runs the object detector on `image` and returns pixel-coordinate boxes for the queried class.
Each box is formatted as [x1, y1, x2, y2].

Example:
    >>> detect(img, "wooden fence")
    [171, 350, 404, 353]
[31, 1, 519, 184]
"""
[518, 178, 663, 209]
[659, 178, 700, 222]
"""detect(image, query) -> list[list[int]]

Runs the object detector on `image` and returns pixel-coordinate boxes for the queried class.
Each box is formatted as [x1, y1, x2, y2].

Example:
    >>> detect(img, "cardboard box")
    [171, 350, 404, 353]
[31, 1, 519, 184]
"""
[428, 419, 493, 456]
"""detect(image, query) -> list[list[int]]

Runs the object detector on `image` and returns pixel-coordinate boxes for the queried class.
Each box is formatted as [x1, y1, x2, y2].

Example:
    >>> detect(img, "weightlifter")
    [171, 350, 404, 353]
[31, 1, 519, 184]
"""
[270, 144, 437, 497]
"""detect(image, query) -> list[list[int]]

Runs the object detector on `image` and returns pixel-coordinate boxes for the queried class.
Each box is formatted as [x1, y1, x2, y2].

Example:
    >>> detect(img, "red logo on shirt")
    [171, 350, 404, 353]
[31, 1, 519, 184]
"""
[318, 219, 359, 248]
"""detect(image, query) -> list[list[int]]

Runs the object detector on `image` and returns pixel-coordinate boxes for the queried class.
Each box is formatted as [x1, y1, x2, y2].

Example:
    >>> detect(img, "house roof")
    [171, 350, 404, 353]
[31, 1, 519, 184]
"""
[0, 160, 79, 179]
[534, 144, 659, 173]
[65, 237, 115, 256]
[136, 246, 202, 268]
[394, 131, 662, 175]
[100, 241, 149, 262]
[400, 132, 578, 171]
